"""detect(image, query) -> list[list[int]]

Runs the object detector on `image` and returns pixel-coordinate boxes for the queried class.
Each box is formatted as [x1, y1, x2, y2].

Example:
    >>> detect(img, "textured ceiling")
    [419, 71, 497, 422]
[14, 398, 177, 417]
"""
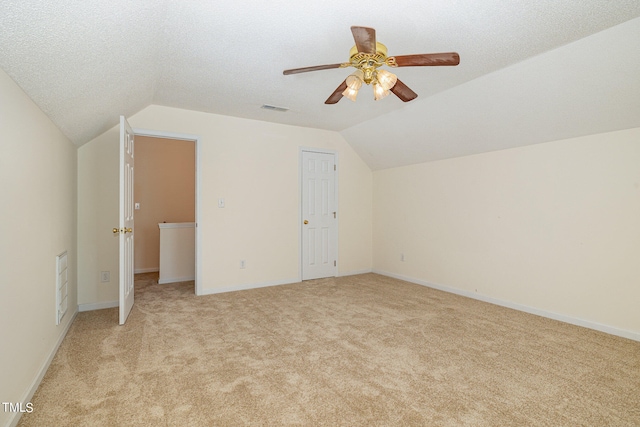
[1, 1, 639, 169]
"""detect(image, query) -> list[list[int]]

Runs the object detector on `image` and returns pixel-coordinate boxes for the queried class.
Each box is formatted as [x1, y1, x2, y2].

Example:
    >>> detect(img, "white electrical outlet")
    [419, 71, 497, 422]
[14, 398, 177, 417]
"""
[100, 271, 110, 282]
[240, 260, 246, 269]
[218, 198, 225, 208]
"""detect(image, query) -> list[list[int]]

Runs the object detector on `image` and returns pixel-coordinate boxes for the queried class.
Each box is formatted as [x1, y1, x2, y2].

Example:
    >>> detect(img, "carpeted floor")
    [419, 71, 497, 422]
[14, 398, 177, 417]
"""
[18, 273, 640, 426]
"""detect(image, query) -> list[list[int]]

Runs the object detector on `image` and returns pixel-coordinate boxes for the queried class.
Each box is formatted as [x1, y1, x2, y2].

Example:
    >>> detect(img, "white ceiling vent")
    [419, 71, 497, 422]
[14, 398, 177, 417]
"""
[261, 104, 289, 112]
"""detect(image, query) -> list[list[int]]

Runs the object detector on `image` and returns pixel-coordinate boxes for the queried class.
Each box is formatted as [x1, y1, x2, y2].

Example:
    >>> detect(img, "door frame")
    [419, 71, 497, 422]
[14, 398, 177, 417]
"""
[132, 127, 203, 295]
[298, 147, 339, 281]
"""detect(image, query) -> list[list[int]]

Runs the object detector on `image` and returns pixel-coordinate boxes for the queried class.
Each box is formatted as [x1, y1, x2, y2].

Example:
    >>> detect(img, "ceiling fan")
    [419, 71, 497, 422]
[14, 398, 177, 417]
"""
[283, 26, 460, 104]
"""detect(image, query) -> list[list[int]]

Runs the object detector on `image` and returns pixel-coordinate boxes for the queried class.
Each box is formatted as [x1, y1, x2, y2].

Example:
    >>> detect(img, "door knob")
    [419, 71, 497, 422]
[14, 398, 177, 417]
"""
[113, 228, 133, 234]
[304, 220, 309, 225]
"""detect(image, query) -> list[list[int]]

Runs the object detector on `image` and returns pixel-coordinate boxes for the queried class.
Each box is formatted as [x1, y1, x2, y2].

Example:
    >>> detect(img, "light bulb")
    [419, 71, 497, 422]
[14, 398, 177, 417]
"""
[342, 70, 364, 102]
[345, 70, 364, 90]
[376, 69, 397, 91]
[342, 86, 359, 102]
[373, 83, 390, 101]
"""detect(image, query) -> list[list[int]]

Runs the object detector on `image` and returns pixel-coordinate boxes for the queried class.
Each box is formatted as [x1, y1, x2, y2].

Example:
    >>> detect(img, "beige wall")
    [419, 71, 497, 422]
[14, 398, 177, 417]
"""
[77, 105, 373, 303]
[373, 127, 640, 337]
[2, 64, 638, 427]
[0, 68, 77, 426]
[77, 128, 119, 305]
[134, 136, 195, 272]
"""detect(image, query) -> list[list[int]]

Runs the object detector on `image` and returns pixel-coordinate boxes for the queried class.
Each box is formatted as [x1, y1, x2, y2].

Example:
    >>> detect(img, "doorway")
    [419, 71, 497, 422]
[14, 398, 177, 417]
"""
[133, 129, 202, 295]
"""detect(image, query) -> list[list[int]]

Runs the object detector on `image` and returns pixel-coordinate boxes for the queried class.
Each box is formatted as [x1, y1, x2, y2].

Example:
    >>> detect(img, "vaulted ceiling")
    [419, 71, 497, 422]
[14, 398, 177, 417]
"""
[1, 1, 639, 169]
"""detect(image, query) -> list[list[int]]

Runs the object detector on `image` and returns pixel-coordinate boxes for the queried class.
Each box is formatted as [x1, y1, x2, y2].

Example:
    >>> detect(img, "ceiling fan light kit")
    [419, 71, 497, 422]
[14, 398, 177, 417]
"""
[342, 70, 364, 101]
[373, 82, 391, 101]
[376, 69, 398, 91]
[283, 26, 460, 104]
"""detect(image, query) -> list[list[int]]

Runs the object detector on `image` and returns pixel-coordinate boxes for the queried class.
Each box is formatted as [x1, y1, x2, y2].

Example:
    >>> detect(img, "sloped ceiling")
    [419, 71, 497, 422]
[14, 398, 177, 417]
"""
[1, 1, 639, 170]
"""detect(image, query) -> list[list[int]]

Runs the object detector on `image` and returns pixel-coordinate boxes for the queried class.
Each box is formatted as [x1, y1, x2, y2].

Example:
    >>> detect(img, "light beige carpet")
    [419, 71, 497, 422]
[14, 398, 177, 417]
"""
[18, 273, 640, 426]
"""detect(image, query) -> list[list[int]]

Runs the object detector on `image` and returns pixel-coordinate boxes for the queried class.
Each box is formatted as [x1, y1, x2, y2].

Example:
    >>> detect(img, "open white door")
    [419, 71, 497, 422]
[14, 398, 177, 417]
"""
[301, 150, 337, 280]
[118, 116, 135, 324]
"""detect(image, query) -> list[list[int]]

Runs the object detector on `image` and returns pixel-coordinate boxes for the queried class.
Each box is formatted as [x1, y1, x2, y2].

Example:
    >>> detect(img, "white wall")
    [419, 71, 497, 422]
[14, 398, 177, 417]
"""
[77, 105, 372, 303]
[373, 128, 640, 338]
[0, 68, 78, 426]
[342, 17, 640, 170]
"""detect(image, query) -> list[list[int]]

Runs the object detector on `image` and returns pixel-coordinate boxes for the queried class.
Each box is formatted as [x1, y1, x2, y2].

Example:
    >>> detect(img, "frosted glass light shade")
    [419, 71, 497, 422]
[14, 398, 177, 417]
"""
[373, 83, 390, 101]
[342, 86, 359, 101]
[345, 69, 364, 90]
[343, 70, 364, 101]
[376, 69, 397, 90]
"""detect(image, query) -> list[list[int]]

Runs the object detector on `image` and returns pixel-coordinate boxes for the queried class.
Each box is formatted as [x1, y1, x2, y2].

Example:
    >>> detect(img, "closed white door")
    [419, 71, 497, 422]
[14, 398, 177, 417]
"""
[301, 150, 337, 280]
[119, 116, 135, 325]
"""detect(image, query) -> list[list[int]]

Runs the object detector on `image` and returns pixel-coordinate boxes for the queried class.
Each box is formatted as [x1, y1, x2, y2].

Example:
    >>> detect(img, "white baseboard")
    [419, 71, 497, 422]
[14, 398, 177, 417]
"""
[8, 309, 78, 427]
[197, 272, 376, 296]
[199, 277, 300, 296]
[158, 276, 195, 285]
[338, 268, 373, 277]
[134, 267, 159, 274]
[374, 270, 640, 342]
[78, 300, 118, 312]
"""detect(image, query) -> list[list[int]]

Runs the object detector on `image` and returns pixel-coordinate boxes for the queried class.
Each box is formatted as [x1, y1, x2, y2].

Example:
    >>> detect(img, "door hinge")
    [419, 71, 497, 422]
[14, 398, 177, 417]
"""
[334, 164, 336, 171]
[334, 260, 336, 267]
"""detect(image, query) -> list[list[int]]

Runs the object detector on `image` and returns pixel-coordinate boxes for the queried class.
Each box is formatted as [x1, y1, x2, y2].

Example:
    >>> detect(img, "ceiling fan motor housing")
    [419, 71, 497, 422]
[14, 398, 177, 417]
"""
[348, 42, 391, 84]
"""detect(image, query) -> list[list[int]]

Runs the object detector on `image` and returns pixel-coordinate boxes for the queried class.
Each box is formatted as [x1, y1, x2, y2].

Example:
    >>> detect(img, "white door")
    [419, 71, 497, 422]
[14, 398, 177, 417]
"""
[118, 116, 135, 324]
[301, 150, 337, 280]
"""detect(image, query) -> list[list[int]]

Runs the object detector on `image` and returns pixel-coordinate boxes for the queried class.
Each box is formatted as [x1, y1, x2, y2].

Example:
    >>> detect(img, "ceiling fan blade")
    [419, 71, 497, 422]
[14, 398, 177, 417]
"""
[325, 80, 348, 104]
[351, 26, 376, 54]
[391, 52, 460, 67]
[283, 63, 344, 75]
[390, 79, 418, 102]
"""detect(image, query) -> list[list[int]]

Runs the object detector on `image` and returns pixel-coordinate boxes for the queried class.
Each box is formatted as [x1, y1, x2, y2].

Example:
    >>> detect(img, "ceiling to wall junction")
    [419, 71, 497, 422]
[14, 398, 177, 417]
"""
[1, 1, 639, 169]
